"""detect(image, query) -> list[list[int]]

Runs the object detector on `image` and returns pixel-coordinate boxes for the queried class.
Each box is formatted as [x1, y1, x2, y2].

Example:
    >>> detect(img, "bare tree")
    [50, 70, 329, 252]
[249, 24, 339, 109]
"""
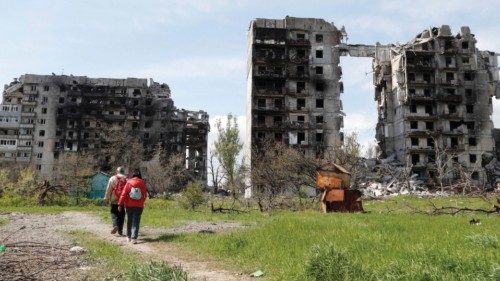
[207, 148, 223, 193]
[103, 130, 144, 173]
[53, 151, 97, 203]
[251, 141, 318, 213]
[143, 151, 187, 197]
[324, 132, 364, 187]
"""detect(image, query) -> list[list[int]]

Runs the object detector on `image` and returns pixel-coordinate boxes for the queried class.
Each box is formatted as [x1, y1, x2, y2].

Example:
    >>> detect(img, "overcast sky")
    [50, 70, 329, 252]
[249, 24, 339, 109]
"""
[1, 0, 499, 154]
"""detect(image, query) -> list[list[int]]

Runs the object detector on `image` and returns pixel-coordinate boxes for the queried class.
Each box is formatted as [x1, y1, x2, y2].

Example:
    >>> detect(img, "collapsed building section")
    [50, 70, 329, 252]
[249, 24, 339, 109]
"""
[246, 17, 346, 160]
[340, 25, 500, 182]
[0, 74, 209, 181]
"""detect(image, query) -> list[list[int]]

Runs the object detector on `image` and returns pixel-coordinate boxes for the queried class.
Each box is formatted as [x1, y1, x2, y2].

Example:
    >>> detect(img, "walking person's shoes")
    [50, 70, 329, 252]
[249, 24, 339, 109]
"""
[111, 226, 118, 234]
[132, 239, 137, 244]
[127, 237, 132, 242]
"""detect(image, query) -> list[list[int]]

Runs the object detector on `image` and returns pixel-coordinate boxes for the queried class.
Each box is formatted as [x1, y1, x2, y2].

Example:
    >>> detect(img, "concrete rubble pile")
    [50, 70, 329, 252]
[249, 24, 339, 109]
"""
[355, 154, 500, 198]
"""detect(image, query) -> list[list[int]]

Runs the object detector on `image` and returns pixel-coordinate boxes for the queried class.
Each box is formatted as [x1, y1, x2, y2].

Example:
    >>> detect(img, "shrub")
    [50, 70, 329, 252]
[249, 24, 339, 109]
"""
[179, 181, 206, 210]
[125, 261, 187, 281]
[306, 243, 366, 281]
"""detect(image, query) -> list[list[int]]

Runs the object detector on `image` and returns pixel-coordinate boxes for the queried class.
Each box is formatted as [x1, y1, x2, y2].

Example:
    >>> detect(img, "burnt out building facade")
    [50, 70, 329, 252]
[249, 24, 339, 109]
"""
[246, 17, 346, 161]
[340, 25, 500, 182]
[0, 74, 209, 180]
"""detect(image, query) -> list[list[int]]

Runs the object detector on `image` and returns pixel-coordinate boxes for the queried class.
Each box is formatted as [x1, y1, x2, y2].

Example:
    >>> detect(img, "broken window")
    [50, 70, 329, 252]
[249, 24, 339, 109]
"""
[410, 105, 417, 113]
[273, 115, 282, 125]
[461, 41, 469, 49]
[144, 133, 149, 139]
[425, 105, 432, 114]
[448, 104, 456, 114]
[298, 132, 305, 143]
[37, 153, 43, 159]
[256, 132, 265, 139]
[274, 99, 283, 109]
[445, 57, 452, 66]
[297, 115, 305, 123]
[424, 89, 431, 97]
[447, 88, 455, 95]
[316, 115, 324, 123]
[274, 133, 282, 141]
[446, 72, 454, 82]
[297, 49, 306, 58]
[411, 154, 419, 165]
[425, 122, 434, 130]
[39, 130, 45, 137]
[315, 66, 323, 75]
[315, 34, 323, 43]
[469, 137, 477, 146]
[411, 138, 418, 146]
[450, 121, 460, 130]
[257, 115, 265, 125]
[444, 40, 453, 50]
[59, 97, 65, 103]
[42, 108, 47, 114]
[316, 99, 324, 108]
[469, 154, 477, 163]
[297, 82, 306, 93]
[464, 72, 474, 81]
[466, 105, 474, 114]
[423, 73, 431, 83]
[316, 50, 323, 58]
[408, 73, 416, 81]
[297, 65, 305, 75]
[38, 141, 44, 148]
[296, 33, 305, 40]
[428, 154, 435, 163]
[410, 121, 418, 129]
[257, 99, 266, 108]
[466, 89, 473, 97]
[297, 99, 306, 110]
[471, 172, 479, 180]
[462, 57, 469, 64]
[132, 122, 138, 130]
[451, 137, 458, 148]
[409, 88, 416, 95]
[427, 138, 434, 147]
[316, 132, 323, 142]
[315, 82, 325, 91]
[83, 132, 89, 139]
[466, 122, 475, 130]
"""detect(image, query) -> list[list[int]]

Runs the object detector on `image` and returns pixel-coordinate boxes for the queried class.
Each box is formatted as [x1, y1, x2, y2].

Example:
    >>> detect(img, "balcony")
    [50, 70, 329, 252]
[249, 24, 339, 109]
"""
[21, 112, 36, 117]
[19, 134, 33, 140]
[435, 93, 462, 103]
[287, 39, 310, 46]
[17, 146, 32, 151]
[19, 123, 34, 129]
[440, 78, 461, 86]
[21, 100, 37, 106]
[253, 69, 285, 79]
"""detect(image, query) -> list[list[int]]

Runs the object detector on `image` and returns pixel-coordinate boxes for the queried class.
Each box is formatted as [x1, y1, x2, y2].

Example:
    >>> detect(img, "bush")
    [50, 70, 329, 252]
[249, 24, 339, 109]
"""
[125, 261, 187, 281]
[306, 243, 366, 281]
[179, 181, 206, 210]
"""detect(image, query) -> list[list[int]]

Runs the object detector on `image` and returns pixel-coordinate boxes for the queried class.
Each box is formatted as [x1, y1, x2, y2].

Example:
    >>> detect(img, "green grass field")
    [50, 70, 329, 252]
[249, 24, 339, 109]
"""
[2, 195, 499, 280]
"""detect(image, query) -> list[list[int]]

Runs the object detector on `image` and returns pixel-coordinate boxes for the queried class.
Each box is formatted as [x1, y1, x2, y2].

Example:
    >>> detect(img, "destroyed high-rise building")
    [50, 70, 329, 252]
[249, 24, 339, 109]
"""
[246, 17, 346, 160]
[339, 25, 500, 182]
[247, 17, 500, 184]
[0, 74, 209, 181]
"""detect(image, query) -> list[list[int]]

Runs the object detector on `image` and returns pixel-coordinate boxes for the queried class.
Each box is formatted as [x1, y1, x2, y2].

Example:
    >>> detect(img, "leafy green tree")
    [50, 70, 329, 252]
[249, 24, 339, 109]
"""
[214, 114, 243, 195]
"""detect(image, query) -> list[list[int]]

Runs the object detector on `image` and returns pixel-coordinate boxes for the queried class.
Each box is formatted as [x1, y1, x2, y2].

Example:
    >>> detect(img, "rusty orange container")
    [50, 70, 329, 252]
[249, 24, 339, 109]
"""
[316, 171, 342, 190]
[325, 189, 344, 202]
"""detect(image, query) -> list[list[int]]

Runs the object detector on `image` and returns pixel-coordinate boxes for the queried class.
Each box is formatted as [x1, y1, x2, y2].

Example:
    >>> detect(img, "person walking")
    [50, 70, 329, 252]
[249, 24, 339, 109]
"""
[118, 170, 147, 244]
[104, 167, 127, 236]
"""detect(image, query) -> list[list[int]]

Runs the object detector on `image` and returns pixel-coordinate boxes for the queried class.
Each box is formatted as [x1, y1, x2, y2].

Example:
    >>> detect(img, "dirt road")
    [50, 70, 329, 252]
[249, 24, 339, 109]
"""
[1, 211, 253, 281]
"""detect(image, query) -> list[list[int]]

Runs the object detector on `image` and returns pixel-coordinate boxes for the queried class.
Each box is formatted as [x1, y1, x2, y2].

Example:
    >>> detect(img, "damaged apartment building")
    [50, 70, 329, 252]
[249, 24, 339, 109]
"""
[339, 25, 500, 182]
[247, 17, 500, 183]
[0, 74, 209, 180]
[246, 17, 346, 159]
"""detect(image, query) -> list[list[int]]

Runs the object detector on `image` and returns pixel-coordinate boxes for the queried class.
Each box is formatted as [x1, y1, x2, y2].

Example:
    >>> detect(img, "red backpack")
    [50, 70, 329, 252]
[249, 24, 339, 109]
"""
[113, 175, 128, 199]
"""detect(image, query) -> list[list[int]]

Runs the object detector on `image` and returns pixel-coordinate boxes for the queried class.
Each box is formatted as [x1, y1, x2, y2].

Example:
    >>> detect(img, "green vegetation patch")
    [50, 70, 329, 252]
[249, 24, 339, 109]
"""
[68, 230, 141, 278]
[0, 217, 9, 226]
[176, 207, 499, 280]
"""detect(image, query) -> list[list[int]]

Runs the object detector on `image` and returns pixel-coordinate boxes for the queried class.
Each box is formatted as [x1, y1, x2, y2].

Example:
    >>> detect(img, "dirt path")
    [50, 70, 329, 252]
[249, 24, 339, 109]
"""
[60, 212, 253, 281]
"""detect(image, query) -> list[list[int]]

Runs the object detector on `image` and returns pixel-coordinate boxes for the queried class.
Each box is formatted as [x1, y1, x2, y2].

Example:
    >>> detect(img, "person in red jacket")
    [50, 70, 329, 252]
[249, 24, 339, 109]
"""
[118, 170, 147, 244]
